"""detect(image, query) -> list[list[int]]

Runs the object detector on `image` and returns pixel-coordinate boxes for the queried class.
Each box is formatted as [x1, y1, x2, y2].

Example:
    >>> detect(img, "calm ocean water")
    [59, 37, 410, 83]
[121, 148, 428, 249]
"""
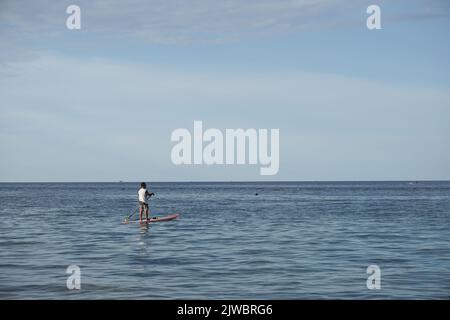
[0, 181, 449, 299]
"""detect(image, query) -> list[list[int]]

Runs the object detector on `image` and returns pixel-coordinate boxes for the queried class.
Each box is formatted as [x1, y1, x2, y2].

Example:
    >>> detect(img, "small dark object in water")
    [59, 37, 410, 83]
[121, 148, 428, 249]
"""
[255, 193, 259, 196]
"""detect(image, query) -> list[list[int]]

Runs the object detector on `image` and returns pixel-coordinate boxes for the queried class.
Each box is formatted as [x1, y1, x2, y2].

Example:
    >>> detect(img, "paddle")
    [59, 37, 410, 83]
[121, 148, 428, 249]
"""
[123, 206, 140, 223]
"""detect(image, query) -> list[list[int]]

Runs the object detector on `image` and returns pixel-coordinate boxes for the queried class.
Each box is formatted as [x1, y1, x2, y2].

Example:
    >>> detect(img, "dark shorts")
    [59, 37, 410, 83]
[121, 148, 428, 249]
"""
[139, 201, 149, 210]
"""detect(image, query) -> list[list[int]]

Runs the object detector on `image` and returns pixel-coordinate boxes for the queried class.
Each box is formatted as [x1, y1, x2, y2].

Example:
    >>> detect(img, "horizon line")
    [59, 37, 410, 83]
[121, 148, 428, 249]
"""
[0, 179, 449, 184]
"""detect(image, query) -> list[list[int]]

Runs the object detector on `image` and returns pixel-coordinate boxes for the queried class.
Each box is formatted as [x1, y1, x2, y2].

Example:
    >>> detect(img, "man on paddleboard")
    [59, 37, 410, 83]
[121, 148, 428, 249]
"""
[138, 182, 155, 222]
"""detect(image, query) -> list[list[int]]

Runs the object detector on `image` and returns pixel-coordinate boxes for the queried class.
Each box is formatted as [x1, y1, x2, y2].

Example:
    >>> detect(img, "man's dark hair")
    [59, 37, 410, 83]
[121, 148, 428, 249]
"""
[141, 182, 146, 188]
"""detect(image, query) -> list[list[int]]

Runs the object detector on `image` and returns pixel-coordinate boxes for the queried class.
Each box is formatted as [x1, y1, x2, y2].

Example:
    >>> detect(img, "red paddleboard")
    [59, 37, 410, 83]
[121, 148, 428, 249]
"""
[123, 213, 179, 224]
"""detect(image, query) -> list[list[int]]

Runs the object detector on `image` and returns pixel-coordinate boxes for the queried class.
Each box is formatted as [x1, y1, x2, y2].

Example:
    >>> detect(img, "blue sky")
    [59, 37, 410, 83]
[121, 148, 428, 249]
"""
[1, 0, 449, 181]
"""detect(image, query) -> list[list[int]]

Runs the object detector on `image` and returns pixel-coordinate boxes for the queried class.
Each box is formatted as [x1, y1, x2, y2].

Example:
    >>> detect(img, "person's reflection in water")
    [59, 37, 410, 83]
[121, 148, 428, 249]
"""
[138, 224, 150, 250]
[135, 223, 150, 272]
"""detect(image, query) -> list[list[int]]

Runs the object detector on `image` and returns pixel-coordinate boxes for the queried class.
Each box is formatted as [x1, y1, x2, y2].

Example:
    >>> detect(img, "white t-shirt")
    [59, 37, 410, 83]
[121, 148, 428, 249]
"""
[138, 188, 148, 203]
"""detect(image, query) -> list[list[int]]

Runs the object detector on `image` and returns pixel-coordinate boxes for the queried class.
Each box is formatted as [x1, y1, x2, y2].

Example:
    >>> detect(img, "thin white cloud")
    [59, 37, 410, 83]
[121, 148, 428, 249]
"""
[1, 0, 343, 43]
[4, 0, 443, 45]
[1, 0, 448, 67]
